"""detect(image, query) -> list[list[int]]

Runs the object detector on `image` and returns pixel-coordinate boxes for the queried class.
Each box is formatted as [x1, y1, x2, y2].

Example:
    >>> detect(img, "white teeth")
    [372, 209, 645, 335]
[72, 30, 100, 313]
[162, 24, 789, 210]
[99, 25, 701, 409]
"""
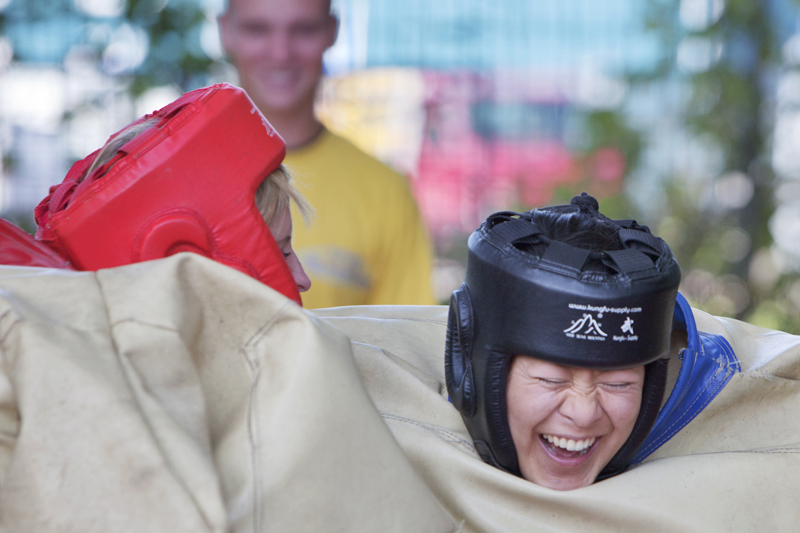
[543, 434, 597, 452]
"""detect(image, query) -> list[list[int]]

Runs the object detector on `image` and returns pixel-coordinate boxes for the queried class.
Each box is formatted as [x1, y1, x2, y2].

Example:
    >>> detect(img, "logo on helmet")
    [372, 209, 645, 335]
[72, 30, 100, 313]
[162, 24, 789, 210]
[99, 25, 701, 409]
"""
[564, 303, 644, 342]
[564, 313, 607, 340]
[613, 316, 639, 342]
[621, 316, 635, 334]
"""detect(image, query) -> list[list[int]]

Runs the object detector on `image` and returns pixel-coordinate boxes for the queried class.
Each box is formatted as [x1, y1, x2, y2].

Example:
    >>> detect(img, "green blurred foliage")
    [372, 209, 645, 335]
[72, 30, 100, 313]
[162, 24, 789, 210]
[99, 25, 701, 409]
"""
[126, 0, 214, 95]
[628, 0, 800, 333]
[583, 110, 644, 172]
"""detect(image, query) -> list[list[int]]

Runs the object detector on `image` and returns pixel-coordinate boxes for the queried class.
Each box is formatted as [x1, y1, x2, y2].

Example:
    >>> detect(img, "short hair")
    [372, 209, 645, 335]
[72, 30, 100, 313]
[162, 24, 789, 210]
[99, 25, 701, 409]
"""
[81, 121, 312, 230]
[255, 164, 313, 227]
[81, 118, 160, 181]
[222, 0, 332, 16]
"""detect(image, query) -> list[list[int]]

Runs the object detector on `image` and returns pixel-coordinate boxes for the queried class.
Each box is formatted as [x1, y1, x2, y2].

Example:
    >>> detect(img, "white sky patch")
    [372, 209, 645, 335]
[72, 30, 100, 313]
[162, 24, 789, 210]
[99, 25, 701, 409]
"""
[136, 86, 182, 118]
[103, 23, 149, 75]
[0, 37, 13, 71]
[74, 0, 126, 18]
[0, 66, 65, 134]
[714, 171, 754, 210]
[677, 36, 723, 73]
[770, 204, 800, 258]
[201, 17, 224, 60]
[679, 0, 725, 32]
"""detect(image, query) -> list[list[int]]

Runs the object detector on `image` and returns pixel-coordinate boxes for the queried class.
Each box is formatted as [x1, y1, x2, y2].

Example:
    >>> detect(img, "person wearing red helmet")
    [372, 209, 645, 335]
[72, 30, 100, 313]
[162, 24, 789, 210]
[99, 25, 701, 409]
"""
[33, 83, 312, 304]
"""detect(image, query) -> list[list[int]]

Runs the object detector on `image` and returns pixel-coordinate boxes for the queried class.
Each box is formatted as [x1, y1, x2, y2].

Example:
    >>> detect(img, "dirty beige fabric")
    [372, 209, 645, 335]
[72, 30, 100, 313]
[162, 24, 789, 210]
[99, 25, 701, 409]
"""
[0, 255, 456, 533]
[1, 252, 797, 532]
[315, 305, 800, 532]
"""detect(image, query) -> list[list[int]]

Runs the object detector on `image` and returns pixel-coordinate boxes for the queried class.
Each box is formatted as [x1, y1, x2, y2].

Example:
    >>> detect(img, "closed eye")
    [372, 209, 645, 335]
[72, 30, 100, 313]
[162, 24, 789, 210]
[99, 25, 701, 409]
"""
[602, 383, 632, 390]
[537, 378, 567, 386]
[292, 23, 322, 37]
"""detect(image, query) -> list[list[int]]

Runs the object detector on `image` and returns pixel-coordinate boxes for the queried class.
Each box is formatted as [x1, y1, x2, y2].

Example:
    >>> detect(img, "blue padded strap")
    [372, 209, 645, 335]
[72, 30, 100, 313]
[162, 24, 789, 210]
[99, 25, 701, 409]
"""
[631, 292, 741, 463]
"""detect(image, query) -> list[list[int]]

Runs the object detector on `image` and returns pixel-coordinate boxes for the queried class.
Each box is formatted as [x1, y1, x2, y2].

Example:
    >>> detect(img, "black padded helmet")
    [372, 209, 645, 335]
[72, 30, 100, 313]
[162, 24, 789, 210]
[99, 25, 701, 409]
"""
[445, 193, 681, 480]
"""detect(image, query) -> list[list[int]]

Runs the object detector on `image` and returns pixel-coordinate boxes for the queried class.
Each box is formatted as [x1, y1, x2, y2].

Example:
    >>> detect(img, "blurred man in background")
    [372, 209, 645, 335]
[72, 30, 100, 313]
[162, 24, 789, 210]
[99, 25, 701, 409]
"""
[219, 0, 435, 308]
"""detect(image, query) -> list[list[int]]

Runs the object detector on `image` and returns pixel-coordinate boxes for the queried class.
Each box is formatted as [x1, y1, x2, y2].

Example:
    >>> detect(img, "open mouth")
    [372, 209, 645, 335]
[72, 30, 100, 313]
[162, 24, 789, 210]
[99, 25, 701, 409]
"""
[540, 434, 598, 460]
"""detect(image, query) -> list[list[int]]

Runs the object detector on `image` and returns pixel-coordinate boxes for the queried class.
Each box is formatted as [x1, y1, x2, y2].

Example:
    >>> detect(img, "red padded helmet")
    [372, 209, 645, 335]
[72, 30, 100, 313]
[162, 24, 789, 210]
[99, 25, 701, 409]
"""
[0, 218, 72, 269]
[34, 83, 301, 304]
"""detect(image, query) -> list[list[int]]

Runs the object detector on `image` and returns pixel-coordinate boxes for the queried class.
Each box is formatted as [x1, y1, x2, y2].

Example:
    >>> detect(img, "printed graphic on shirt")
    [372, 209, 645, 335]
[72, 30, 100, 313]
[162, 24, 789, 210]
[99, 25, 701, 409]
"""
[297, 245, 371, 289]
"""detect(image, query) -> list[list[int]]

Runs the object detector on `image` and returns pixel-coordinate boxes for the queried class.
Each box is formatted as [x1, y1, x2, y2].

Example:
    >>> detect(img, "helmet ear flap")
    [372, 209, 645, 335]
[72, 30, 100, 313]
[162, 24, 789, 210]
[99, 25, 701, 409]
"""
[445, 284, 476, 417]
[134, 208, 214, 262]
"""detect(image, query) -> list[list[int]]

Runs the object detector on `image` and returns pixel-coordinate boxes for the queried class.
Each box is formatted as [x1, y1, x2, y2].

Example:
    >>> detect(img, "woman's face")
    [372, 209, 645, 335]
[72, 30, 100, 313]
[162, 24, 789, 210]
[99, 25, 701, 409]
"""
[268, 206, 311, 292]
[506, 356, 645, 490]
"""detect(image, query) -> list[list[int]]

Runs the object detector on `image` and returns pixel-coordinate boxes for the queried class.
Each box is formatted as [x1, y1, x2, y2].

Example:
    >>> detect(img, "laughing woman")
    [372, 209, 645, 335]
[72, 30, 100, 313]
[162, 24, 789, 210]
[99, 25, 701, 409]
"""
[445, 193, 681, 489]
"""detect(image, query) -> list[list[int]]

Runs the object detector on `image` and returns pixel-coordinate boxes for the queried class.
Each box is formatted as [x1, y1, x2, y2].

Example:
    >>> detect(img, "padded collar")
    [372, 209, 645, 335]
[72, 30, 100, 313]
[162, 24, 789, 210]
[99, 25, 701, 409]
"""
[632, 293, 741, 463]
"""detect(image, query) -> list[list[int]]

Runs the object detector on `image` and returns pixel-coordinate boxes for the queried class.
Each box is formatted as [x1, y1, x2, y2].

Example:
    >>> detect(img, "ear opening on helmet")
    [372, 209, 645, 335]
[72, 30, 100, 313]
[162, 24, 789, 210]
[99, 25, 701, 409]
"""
[445, 285, 476, 418]
[134, 209, 214, 263]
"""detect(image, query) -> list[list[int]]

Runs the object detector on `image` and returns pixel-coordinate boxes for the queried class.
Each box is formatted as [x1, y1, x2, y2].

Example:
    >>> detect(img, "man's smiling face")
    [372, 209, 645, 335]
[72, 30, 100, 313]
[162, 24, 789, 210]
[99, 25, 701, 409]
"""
[505, 356, 644, 490]
[219, 0, 337, 118]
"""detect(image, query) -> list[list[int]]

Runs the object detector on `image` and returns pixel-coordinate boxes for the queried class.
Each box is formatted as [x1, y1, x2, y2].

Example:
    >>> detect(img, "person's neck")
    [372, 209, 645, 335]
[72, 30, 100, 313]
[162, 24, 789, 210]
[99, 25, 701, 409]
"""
[261, 107, 323, 150]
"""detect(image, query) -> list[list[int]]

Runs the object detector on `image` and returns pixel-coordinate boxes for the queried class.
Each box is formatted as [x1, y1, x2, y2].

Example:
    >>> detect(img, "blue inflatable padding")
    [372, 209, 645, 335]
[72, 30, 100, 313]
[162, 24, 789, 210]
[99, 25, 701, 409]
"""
[632, 292, 741, 463]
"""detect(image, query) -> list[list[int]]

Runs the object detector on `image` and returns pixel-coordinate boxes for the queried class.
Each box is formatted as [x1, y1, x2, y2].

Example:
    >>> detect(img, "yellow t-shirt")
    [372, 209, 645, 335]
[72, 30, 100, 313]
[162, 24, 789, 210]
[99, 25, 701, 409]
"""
[286, 129, 435, 309]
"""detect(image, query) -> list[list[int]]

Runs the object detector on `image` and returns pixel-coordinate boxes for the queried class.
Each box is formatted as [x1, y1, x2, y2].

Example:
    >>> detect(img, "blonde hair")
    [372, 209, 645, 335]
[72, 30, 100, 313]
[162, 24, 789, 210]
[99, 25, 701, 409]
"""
[81, 118, 160, 181]
[255, 165, 313, 228]
[82, 121, 312, 229]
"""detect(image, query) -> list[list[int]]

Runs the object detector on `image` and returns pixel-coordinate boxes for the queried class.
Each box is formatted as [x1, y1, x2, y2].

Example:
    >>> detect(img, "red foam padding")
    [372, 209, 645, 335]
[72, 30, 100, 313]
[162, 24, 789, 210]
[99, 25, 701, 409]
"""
[0, 219, 71, 269]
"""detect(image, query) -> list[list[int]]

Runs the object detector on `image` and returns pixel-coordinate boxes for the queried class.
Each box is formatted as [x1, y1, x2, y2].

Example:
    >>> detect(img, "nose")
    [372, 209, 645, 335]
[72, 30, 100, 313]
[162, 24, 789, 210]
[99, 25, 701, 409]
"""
[287, 254, 311, 293]
[268, 30, 291, 63]
[558, 389, 603, 428]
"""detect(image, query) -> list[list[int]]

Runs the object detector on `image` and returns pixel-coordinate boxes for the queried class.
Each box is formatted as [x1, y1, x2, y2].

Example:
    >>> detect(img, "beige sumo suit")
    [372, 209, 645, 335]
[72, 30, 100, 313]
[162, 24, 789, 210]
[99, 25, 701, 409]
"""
[0, 254, 798, 532]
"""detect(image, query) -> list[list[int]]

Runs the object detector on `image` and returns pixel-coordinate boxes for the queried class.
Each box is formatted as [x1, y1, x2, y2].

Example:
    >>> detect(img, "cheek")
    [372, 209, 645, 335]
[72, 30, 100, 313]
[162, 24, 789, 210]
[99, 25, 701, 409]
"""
[605, 393, 643, 431]
[506, 388, 556, 437]
[286, 253, 302, 271]
[506, 382, 529, 438]
[236, 40, 263, 58]
[293, 38, 330, 63]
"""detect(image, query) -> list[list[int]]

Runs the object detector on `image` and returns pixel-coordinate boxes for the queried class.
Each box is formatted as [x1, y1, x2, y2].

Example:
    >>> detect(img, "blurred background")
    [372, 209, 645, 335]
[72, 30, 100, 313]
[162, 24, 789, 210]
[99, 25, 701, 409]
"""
[2, 0, 800, 330]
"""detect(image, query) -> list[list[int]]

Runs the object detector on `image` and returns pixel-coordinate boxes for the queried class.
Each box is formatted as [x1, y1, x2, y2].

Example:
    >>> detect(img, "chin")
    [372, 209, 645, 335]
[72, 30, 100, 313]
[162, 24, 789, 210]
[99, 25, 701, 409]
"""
[252, 88, 302, 113]
[527, 471, 597, 491]
[522, 461, 601, 491]
[538, 476, 593, 491]
[242, 80, 305, 115]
